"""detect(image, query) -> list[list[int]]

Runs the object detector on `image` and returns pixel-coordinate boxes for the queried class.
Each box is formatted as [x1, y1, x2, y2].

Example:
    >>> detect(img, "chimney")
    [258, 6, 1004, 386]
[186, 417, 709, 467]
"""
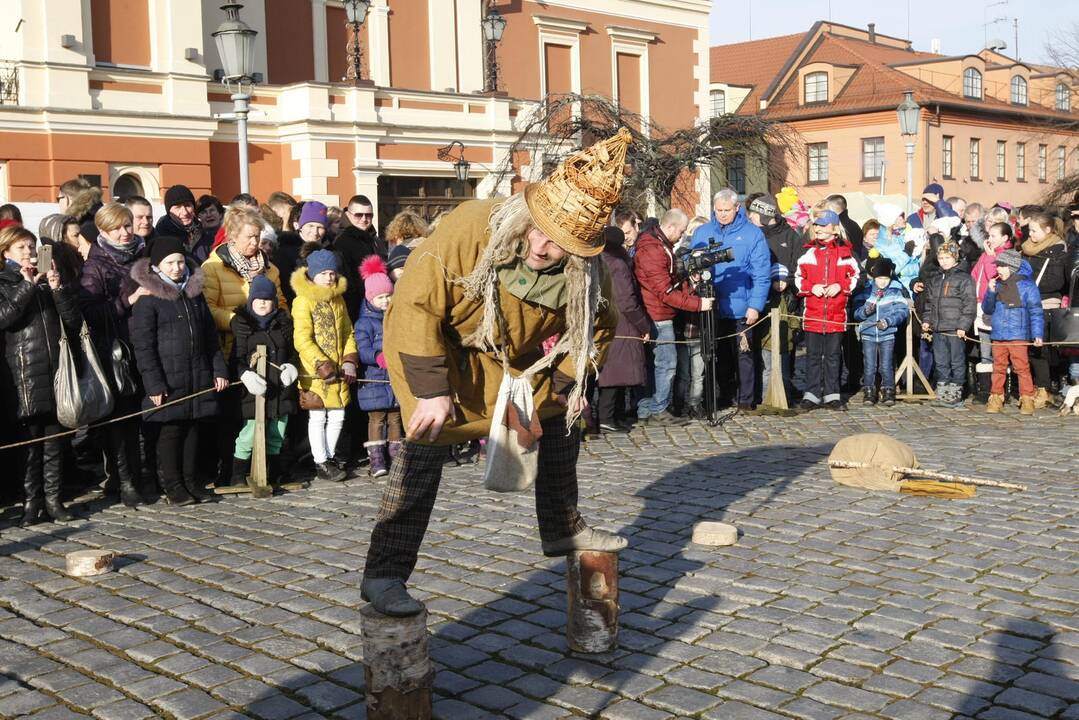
[868, 23, 876, 43]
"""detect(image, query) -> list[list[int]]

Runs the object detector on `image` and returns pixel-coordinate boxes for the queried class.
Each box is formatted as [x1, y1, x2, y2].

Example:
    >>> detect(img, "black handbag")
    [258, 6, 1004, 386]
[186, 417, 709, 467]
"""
[111, 337, 138, 397]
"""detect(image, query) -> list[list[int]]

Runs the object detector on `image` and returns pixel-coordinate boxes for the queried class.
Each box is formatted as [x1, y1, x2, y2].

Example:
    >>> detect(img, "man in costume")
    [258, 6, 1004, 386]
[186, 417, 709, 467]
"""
[361, 130, 633, 616]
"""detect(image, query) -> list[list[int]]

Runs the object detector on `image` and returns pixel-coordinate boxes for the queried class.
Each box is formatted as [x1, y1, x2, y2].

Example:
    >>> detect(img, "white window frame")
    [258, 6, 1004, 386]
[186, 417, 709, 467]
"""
[535, 16, 585, 124]
[804, 71, 828, 103]
[1010, 76, 1027, 106]
[710, 89, 725, 117]
[1057, 83, 1071, 111]
[807, 143, 828, 183]
[1058, 146, 1067, 180]
[996, 140, 1006, 180]
[969, 138, 981, 179]
[1017, 142, 1026, 181]
[963, 68, 982, 99]
[861, 137, 885, 180]
[0, 162, 8, 203]
[942, 135, 953, 178]
[1038, 144, 1047, 182]
[607, 25, 654, 137]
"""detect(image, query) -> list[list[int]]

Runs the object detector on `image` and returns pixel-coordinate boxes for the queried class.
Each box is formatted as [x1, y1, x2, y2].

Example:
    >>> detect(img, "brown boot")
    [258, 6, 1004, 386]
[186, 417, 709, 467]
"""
[986, 394, 1004, 414]
[1019, 395, 1036, 415]
[1033, 387, 1050, 410]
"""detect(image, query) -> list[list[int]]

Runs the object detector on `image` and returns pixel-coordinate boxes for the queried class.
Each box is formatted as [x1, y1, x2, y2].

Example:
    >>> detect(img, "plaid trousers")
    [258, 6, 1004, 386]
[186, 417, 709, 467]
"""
[364, 415, 587, 580]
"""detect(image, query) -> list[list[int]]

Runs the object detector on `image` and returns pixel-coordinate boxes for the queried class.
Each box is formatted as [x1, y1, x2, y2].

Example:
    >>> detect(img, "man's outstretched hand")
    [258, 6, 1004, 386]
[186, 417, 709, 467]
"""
[407, 396, 456, 443]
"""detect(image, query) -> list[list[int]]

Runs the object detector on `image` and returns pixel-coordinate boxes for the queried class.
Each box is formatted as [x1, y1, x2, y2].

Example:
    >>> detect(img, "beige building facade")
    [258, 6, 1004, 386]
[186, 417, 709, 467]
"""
[0, 0, 712, 225]
[710, 22, 1079, 209]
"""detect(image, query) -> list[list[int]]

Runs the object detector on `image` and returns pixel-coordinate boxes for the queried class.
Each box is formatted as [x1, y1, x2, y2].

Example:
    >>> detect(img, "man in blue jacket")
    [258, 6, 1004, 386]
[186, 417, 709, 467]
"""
[689, 188, 772, 410]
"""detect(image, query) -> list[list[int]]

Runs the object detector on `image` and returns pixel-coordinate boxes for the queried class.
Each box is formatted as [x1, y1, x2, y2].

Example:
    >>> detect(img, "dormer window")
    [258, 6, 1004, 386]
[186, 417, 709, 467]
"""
[1057, 83, 1071, 111]
[710, 89, 726, 117]
[804, 72, 828, 103]
[963, 68, 982, 99]
[1010, 76, 1028, 105]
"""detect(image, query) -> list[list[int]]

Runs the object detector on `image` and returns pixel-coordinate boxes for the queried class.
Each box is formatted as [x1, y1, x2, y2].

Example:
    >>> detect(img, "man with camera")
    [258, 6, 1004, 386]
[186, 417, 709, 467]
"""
[689, 188, 772, 411]
[635, 208, 713, 425]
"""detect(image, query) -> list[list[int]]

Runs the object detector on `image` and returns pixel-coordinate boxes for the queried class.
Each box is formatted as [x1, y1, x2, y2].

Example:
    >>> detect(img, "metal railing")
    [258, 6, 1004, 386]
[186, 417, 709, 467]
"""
[0, 62, 18, 105]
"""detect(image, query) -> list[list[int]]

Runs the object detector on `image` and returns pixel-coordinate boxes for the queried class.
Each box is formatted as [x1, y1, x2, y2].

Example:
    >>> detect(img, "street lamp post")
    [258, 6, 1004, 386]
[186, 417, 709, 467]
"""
[481, 2, 507, 94]
[343, 0, 372, 86]
[438, 141, 471, 182]
[212, 3, 258, 194]
[896, 90, 921, 217]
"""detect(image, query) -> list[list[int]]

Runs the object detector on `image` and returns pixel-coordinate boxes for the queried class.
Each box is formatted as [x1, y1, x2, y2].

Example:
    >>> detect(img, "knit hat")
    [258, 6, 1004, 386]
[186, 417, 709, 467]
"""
[164, 185, 196, 210]
[936, 240, 960, 261]
[524, 128, 632, 257]
[361, 255, 393, 302]
[305, 248, 338, 278]
[749, 195, 779, 219]
[769, 262, 789, 281]
[874, 203, 904, 227]
[994, 248, 1022, 271]
[298, 201, 328, 229]
[922, 183, 944, 203]
[387, 243, 412, 272]
[865, 249, 895, 279]
[150, 236, 186, 266]
[813, 210, 841, 226]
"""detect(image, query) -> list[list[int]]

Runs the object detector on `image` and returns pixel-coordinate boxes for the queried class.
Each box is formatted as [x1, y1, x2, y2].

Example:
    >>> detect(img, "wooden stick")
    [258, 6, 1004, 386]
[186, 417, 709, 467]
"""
[248, 345, 272, 499]
[828, 460, 1026, 491]
[895, 320, 935, 401]
[763, 307, 789, 410]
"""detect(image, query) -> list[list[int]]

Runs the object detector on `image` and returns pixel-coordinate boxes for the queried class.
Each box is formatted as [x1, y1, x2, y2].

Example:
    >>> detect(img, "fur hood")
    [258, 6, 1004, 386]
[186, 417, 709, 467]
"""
[130, 258, 205, 299]
[290, 266, 347, 302]
[66, 187, 103, 222]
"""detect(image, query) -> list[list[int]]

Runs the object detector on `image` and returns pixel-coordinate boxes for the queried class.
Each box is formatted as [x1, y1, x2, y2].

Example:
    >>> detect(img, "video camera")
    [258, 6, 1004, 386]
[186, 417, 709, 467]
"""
[672, 242, 734, 284]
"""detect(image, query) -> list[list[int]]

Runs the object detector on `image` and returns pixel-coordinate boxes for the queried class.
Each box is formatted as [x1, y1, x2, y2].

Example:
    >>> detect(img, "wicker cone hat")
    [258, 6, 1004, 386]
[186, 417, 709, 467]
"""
[524, 127, 633, 257]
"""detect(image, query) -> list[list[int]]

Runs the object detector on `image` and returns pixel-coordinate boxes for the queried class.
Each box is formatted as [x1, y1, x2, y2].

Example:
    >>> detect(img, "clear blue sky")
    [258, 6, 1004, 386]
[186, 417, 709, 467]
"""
[709, 0, 1073, 64]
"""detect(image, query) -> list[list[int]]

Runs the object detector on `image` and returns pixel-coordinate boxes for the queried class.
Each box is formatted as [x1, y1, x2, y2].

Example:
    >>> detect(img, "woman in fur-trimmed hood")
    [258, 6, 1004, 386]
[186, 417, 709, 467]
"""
[129, 237, 228, 505]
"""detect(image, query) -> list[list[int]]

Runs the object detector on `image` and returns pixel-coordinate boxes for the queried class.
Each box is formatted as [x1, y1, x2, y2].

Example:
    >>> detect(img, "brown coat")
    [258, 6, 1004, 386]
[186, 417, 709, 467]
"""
[385, 198, 618, 445]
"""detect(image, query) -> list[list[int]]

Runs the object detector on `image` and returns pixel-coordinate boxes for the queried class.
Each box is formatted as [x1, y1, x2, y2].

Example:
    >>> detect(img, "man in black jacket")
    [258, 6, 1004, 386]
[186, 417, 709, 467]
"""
[334, 194, 387, 321]
[826, 194, 864, 257]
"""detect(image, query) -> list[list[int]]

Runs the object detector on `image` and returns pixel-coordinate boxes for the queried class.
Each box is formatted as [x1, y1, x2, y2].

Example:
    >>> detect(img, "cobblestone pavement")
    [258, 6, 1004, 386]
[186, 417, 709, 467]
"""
[0, 400, 1076, 720]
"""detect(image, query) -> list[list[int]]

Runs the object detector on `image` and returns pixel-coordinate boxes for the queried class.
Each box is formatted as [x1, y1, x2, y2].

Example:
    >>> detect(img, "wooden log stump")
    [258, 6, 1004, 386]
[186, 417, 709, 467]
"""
[691, 521, 738, 546]
[361, 604, 432, 720]
[566, 551, 619, 653]
[66, 550, 115, 577]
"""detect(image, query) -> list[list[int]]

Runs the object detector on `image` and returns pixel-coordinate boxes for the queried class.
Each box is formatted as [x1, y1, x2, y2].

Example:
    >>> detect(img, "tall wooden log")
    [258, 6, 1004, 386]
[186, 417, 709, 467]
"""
[566, 551, 619, 653]
[362, 605, 432, 720]
[763, 307, 788, 409]
[248, 345, 272, 498]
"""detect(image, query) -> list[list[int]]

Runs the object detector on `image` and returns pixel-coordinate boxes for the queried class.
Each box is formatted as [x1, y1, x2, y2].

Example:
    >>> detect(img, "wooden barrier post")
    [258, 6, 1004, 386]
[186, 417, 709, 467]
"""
[362, 605, 432, 720]
[895, 319, 934, 401]
[763, 308, 788, 410]
[566, 551, 619, 653]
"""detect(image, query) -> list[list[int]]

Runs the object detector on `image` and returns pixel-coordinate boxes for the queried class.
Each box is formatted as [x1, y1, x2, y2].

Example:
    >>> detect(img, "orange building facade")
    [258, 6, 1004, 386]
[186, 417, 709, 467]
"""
[0, 0, 711, 223]
[710, 22, 1079, 209]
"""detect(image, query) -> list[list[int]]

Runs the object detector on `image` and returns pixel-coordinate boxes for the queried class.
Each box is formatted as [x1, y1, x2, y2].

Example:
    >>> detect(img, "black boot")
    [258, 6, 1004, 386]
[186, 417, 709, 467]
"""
[973, 369, 992, 405]
[880, 388, 896, 406]
[43, 439, 74, 522]
[20, 442, 44, 526]
[267, 455, 282, 486]
[231, 457, 250, 487]
[862, 386, 878, 405]
[160, 471, 197, 506]
[183, 477, 214, 502]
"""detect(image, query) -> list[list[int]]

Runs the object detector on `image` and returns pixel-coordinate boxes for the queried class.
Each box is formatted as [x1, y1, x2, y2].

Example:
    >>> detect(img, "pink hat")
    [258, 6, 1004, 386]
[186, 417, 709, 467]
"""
[361, 255, 393, 301]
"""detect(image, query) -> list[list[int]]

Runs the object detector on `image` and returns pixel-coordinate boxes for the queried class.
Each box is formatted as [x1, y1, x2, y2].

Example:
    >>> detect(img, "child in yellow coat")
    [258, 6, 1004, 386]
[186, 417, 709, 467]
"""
[291, 250, 358, 481]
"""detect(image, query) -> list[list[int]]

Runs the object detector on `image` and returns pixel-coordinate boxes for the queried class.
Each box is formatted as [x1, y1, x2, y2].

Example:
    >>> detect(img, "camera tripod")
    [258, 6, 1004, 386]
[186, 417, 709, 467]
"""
[691, 270, 726, 426]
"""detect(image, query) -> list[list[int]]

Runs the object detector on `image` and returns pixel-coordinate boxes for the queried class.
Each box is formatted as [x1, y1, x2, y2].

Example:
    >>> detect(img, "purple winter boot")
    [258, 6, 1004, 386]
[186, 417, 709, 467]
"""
[365, 441, 389, 478]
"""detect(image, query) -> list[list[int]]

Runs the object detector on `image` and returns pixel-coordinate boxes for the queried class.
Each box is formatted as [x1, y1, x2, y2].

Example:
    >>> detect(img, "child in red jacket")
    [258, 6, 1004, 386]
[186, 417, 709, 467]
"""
[795, 210, 860, 411]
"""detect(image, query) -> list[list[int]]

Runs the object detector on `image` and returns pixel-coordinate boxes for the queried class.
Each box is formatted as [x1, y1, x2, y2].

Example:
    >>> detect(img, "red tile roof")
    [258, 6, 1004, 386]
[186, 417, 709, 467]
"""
[710, 32, 804, 113]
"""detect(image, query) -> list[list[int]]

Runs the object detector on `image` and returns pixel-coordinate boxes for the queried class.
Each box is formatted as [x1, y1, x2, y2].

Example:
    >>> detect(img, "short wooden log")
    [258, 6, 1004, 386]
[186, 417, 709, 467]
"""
[361, 604, 432, 720]
[566, 551, 619, 653]
[691, 521, 739, 546]
[66, 550, 115, 577]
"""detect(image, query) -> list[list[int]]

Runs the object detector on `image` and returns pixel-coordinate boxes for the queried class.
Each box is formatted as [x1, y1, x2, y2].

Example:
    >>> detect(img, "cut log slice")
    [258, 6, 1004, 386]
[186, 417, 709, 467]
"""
[691, 521, 738, 546]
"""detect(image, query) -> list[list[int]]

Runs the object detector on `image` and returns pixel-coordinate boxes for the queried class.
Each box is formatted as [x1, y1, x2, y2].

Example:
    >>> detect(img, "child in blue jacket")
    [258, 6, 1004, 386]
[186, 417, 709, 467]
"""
[354, 257, 400, 477]
[981, 249, 1044, 416]
[854, 251, 910, 407]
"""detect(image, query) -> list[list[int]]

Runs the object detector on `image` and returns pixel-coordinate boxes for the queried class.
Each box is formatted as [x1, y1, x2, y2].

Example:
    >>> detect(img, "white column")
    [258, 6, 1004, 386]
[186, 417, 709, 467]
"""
[158, 0, 210, 116]
[369, 0, 391, 87]
[455, 0, 483, 93]
[312, 0, 329, 83]
[11, 0, 92, 109]
[429, 0, 457, 92]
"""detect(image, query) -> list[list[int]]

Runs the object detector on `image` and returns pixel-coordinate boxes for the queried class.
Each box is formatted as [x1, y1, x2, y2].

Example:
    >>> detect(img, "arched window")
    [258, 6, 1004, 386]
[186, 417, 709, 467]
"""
[804, 72, 828, 103]
[710, 89, 726, 117]
[1010, 76, 1028, 105]
[963, 67, 982, 99]
[1057, 83, 1071, 111]
[111, 174, 143, 202]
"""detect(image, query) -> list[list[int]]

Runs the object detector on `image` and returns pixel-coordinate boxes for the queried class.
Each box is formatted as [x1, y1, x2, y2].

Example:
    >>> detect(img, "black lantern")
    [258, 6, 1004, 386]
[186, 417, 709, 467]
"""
[343, 0, 372, 85]
[482, 2, 507, 93]
[454, 157, 471, 182]
[439, 141, 471, 182]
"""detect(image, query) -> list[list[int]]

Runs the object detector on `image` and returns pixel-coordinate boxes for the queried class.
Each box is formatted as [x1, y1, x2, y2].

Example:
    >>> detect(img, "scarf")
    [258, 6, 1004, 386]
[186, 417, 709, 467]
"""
[1021, 233, 1065, 257]
[98, 234, 143, 260]
[996, 273, 1021, 307]
[227, 244, 266, 282]
[154, 267, 190, 293]
[455, 193, 601, 430]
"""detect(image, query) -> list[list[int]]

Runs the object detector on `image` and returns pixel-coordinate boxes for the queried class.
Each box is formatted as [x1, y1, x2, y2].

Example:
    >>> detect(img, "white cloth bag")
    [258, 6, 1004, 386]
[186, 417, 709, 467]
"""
[483, 371, 543, 492]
